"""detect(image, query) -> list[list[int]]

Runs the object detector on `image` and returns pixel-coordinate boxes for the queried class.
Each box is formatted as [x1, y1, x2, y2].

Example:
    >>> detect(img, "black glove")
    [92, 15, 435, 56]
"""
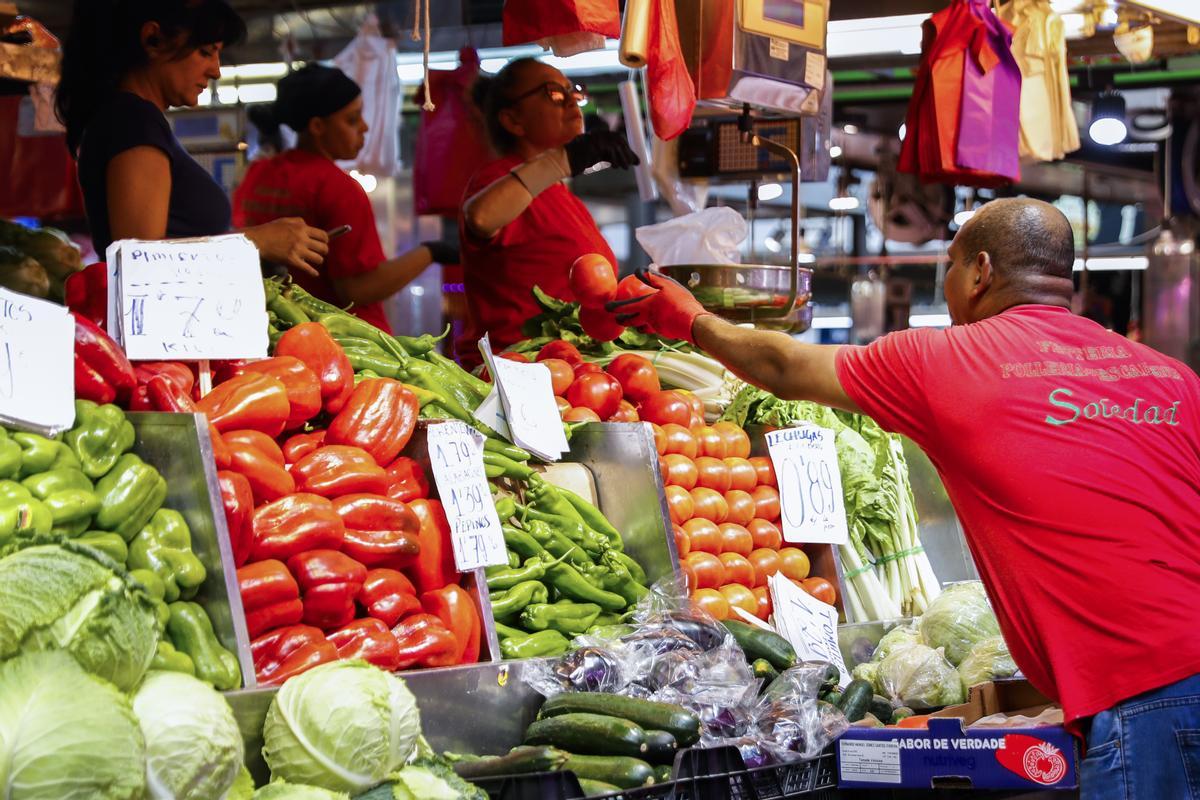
[564, 130, 641, 176]
[422, 239, 460, 265]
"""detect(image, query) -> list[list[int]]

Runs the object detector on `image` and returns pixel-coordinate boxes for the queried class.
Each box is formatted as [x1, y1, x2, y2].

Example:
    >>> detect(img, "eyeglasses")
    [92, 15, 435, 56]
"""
[508, 81, 589, 108]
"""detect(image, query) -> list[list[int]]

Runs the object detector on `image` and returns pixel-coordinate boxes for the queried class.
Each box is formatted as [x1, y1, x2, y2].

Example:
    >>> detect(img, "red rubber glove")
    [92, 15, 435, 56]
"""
[607, 269, 712, 344]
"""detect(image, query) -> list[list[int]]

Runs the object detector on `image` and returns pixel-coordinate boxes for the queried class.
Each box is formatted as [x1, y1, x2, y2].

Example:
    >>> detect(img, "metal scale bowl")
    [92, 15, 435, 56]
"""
[661, 118, 813, 333]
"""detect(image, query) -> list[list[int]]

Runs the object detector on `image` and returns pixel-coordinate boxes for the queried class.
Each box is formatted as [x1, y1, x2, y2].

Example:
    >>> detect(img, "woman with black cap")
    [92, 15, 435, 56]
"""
[234, 65, 455, 333]
[57, 0, 329, 274]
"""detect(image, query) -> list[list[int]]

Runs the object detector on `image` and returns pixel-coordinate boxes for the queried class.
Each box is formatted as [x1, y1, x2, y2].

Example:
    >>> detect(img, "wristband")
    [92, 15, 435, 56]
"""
[509, 148, 571, 198]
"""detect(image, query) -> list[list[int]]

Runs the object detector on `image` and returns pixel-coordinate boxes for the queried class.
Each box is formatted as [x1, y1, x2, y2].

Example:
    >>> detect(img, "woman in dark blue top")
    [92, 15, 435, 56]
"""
[57, 0, 328, 275]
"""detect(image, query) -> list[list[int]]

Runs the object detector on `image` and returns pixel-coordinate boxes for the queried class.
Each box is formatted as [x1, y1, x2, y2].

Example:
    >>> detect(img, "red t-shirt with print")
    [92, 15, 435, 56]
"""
[836, 305, 1200, 727]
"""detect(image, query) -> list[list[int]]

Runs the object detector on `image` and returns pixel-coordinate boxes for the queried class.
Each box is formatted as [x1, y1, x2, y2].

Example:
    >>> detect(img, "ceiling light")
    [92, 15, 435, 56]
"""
[1089, 91, 1128, 146]
[811, 315, 853, 329]
[829, 195, 861, 211]
[764, 237, 782, 253]
[898, 123, 907, 140]
[1072, 256, 1149, 271]
[842, 124, 859, 135]
[953, 209, 976, 226]
[829, 145, 843, 159]
[757, 183, 783, 201]
[350, 170, 378, 193]
[909, 313, 952, 327]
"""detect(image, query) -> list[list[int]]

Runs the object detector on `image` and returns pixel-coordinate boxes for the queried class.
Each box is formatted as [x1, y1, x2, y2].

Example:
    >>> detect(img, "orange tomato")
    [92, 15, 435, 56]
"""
[564, 407, 601, 423]
[677, 390, 705, 422]
[778, 547, 811, 581]
[609, 399, 639, 422]
[685, 552, 725, 589]
[694, 456, 731, 493]
[719, 583, 758, 617]
[748, 518, 783, 550]
[679, 558, 697, 592]
[723, 489, 756, 526]
[694, 425, 728, 459]
[691, 588, 730, 620]
[673, 523, 691, 558]
[718, 552, 755, 587]
[662, 423, 698, 459]
[683, 518, 722, 554]
[649, 423, 666, 455]
[801, 576, 837, 605]
[752, 585, 773, 620]
[665, 485, 695, 525]
[749, 456, 777, 487]
[725, 457, 758, 492]
[747, 547, 782, 586]
[555, 396, 571, 416]
[540, 358, 575, 396]
[718, 522, 754, 556]
[751, 484, 781, 522]
[663, 453, 698, 490]
[713, 421, 751, 458]
[690, 487, 729, 523]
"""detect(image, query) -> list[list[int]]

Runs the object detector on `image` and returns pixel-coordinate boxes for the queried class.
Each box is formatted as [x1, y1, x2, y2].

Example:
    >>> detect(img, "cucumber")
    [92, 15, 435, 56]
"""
[538, 692, 702, 746]
[450, 746, 568, 779]
[525, 713, 648, 757]
[577, 778, 621, 797]
[721, 620, 797, 672]
[822, 690, 843, 707]
[837, 679, 874, 723]
[892, 706, 915, 723]
[642, 729, 678, 765]
[653, 764, 673, 784]
[564, 754, 655, 789]
[817, 662, 841, 693]
[870, 695, 895, 725]
[752, 658, 779, 683]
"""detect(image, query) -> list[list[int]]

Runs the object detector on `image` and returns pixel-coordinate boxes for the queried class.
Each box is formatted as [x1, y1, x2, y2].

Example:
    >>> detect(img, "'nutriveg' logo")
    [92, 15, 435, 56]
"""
[995, 734, 1068, 785]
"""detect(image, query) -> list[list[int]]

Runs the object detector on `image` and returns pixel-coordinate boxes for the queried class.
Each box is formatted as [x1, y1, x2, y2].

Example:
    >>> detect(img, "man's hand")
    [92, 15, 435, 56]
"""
[606, 269, 712, 343]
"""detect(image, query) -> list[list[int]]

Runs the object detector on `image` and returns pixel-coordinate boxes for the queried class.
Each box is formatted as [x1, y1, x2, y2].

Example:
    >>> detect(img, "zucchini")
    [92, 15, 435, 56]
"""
[538, 692, 701, 746]
[752, 658, 779, 684]
[837, 679, 874, 723]
[892, 707, 915, 723]
[450, 746, 569, 779]
[817, 662, 841, 693]
[653, 764, 673, 785]
[870, 695, 895, 725]
[642, 729, 678, 765]
[577, 778, 621, 797]
[721, 620, 797, 672]
[822, 690, 843, 707]
[564, 754, 655, 789]
[525, 713, 648, 757]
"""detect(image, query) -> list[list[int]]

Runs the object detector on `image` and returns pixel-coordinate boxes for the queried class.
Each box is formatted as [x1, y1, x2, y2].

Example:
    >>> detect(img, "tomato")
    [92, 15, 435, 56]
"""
[658, 456, 669, 484]
[713, 421, 751, 459]
[691, 588, 730, 621]
[649, 423, 666, 455]
[748, 518, 783, 550]
[579, 303, 625, 342]
[566, 372, 622, 419]
[723, 489, 756, 526]
[606, 354, 661, 404]
[678, 390, 705, 421]
[569, 253, 618, 305]
[682, 518, 721, 554]
[540, 358, 575, 396]
[725, 457, 758, 492]
[673, 524, 690, 558]
[665, 485, 695, 525]
[694, 425, 728, 459]
[690, 487, 729, 524]
[685, 552, 725, 590]
[574, 362, 603, 376]
[679, 559, 697, 591]
[752, 586, 773, 620]
[661, 423, 698, 459]
[751, 485, 781, 522]
[499, 351, 531, 362]
[638, 390, 693, 427]
[537, 340, 583, 366]
[718, 552, 755, 587]
[615, 273, 657, 302]
[564, 406, 601, 423]
[608, 399, 639, 422]
[663, 453, 698, 490]
[688, 415, 706, 432]
[555, 396, 571, 416]
[801, 576, 837, 606]
[720, 584, 758, 617]
[717, 522, 753, 556]
[778, 547, 811, 581]
[694, 456, 731, 493]
[749, 456, 776, 487]
[747, 548, 781, 586]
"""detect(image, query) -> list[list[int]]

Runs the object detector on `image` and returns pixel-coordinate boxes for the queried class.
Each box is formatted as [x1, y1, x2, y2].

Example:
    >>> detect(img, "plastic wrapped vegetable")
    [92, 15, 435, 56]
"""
[957, 635, 1017, 690]
[872, 625, 922, 662]
[876, 644, 964, 710]
[0, 246, 49, 297]
[918, 581, 1000, 666]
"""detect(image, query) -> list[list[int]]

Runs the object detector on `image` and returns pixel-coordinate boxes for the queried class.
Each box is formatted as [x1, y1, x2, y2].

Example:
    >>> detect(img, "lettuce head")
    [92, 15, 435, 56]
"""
[919, 581, 1000, 666]
[957, 635, 1018, 690]
[877, 644, 965, 709]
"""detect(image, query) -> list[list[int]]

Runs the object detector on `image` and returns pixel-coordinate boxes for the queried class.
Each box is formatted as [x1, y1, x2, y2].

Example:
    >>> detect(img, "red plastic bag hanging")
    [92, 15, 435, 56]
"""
[645, 0, 695, 141]
[502, 0, 619, 55]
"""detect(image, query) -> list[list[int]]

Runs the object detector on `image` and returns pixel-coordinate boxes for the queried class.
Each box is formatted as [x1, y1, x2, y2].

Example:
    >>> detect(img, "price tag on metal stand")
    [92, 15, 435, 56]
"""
[478, 335, 568, 462]
[768, 573, 849, 689]
[427, 421, 508, 571]
[106, 235, 269, 361]
[765, 424, 849, 545]
[0, 288, 75, 435]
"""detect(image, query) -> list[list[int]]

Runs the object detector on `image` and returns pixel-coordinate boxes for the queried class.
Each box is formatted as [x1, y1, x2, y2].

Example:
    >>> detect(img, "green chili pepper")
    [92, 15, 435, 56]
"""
[403, 359, 483, 419]
[493, 494, 517, 522]
[500, 630, 570, 659]
[166, 601, 242, 690]
[317, 312, 409, 362]
[494, 621, 527, 640]
[75, 530, 129, 564]
[0, 429, 22, 479]
[525, 520, 595, 570]
[483, 438, 531, 463]
[267, 293, 311, 327]
[506, 550, 521, 568]
[151, 639, 197, 675]
[503, 525, 548, 561]
[343, 348, 405, 379]
[520, 601, 602, 635]
[592, 555, 649, 606]
[94, 453, 167, 541]
[524, 474, 586, 525]
[607, 550, 647, 585]
[515, 502, 607, 555]
[489, 580, 549, 618]
[556, 485, 624, 550]
[482, 451, 536, 481]
[486, 553, 568, 591]
[22, 467, 92, 500]
[129, 509, 207, 603]
[545, 560, 628, 612]
[426, 348, 490, 398]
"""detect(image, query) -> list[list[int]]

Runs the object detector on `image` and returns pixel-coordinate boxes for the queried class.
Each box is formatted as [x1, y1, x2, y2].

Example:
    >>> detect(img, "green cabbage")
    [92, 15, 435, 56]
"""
[0, 540, 159, 690]
[132, 670, 245, 800]
[0, 651, 146, 799]
[263, 660, 422, 795]
[876, 644, 965, 709]
[919, 581, 1000, 666]
[958, 635, 1018, 690]
[251, 782, 348, 799]
[226, 768, 256, 800]
[872, 625, 922, 662]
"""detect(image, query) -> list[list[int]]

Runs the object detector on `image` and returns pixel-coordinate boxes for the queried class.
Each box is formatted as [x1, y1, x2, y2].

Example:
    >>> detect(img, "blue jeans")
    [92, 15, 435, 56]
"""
[1082, 673, 1200, 799]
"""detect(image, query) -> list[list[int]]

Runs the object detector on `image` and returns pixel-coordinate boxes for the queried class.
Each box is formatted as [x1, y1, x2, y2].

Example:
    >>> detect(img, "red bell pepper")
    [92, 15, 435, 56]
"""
[290, 445, 390, 498]
[358, 568, 422, 627]
[65, 262, 108, 327]
[237, 559, 303, 638]
[421, 585, 481, 665]
[135, 362, 195, 394]
[274, 322, 354, 415]
[197, 373, 290, 436]
[250, 493, 345, 562]
[392, 613, 460, 669]
[209, 425, 232, 470]
[282, 430, 326, 465]
[146, 374, 197, 412]
[231, 356, 322, 430]
[73, 312, 136, 406]
[217, 470, 254, 566]
[223, 429, 285, 466]
[132, 362, 196, 410]
[287, 550, 368, 630]
[326, 378, 419, 467]
[227, 440, 295, 505]
[332, 493, 421, 567]
[252, 625, 338, 686]
[408, 499, 457, 595]
[326, 618, 402, 670]
[386, 457, 430, 503]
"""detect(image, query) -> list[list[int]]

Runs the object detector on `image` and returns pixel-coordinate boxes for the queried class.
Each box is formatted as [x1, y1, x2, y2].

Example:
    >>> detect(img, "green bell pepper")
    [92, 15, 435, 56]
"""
[94, 454, 167, 541]
[151, 639, 197, 675]
[166, 601, 242, 690]
[0, 481, 52, 544]
[499, 630, 570, 659]
[44, 488, 101, 536]
[22, 467, 93, 500]
[520, 601, 602, 635]
[65, 400, 136, 479]
[131, 568, 171, 628]
[76, 530, 129, 564]
[0, 429, 21, 479]
[14, 433, 78, 478]
[129, 509, 207, 603]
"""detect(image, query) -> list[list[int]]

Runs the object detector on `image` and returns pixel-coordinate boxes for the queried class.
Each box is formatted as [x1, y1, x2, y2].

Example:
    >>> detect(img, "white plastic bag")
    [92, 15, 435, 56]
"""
[635, 207, 747, 266]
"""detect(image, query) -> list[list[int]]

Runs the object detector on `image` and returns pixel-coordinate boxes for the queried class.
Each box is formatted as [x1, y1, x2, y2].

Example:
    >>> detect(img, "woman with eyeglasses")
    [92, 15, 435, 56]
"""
[457, 58, 639, 366]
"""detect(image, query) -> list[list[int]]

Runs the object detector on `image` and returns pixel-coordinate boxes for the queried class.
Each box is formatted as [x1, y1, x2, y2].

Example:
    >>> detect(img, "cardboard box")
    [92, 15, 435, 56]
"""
[836, 679, 1079, 791]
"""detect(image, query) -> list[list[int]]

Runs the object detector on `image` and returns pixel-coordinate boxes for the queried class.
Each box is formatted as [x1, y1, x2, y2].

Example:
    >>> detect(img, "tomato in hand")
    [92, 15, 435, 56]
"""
[615, 273, 657, 302]
[713, 421, 751, 458]
[579, 303, 625, 342]
[665, 485, 695, 525]
[747, 548, 781, 586]
[564, 406, 601, 423]
[566, 372, 622, 419]
[685, 552, 725, 590]
[752, 585, 773, 620]
[725, 457, 758, 492]
[749, 456, 776, 487]
[569, 253, 618, 305]
[682, 518, 721, 554]
[748, 518, 783, 550]
[537, 340, 583, 366]
[694, 426, 727, 459]
[718, 552, 755, 587]
[691, 588, 730, 620]
[723, 489, 756, 526]
[606, 353, 661, 404]
[608, 399, 639, 422]
[801, 576, 837, 606]
[690, 487, 729, 524]
[638, 390, 693, 427]
[673, 523, 690, 558]
[649, 422, 666, 455]
[661, 423, 698, 459]
[694, 456, 731, 493]
[778, 547, 811, 581]
[720, 583, 758, 617]
[540, 358, 575, 396]
[751, 485, 781, 522]
[718, 522, 753, 556]
[663, 453, 698, 490]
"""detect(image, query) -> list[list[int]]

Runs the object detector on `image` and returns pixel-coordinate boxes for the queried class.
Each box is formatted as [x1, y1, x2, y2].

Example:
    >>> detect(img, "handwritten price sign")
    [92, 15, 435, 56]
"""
[765, 425, 848, 545]
[477, 335, 568, 462]
[427, 421, 508, 571]
[768, 573, 849, 689]
[0, 289, 74, 434]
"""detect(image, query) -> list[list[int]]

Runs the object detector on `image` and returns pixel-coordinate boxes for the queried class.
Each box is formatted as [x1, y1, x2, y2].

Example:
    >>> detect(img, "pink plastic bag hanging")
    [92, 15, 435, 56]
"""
[502, 0, 620, 56]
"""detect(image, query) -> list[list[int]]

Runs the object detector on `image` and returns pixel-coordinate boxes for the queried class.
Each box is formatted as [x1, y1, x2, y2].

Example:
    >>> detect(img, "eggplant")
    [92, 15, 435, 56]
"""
[552, 647, 624, 693]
